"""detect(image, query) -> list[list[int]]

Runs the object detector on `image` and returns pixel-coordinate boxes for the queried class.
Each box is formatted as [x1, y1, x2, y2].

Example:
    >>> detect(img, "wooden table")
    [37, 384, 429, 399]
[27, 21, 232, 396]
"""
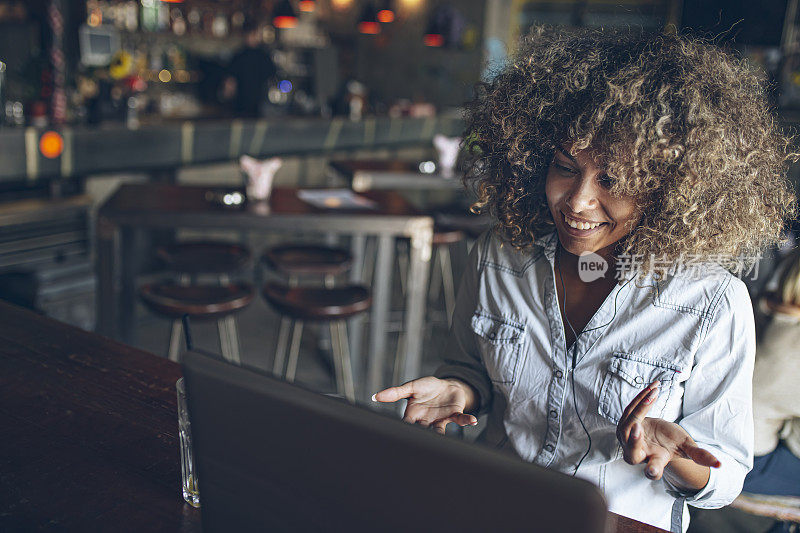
[0, 300, 668, 532]
[0, 301, 199, 531]
[96, 183, 435, 400]
[328, 159, 463, 192]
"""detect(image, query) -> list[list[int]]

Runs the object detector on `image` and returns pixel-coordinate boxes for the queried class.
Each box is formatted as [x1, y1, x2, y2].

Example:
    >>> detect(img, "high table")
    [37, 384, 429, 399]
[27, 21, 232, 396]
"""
[328, 159, 464, 192]
[0, 300, 667, 532]
[96, 183, 434, 399]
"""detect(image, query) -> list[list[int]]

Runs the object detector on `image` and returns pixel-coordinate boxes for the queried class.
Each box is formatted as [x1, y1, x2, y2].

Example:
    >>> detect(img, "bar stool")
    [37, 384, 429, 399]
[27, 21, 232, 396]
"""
[262, 282, 370, 403]
[428, 225, 464, 323]
[140, 282, 255, 363]
[156, 241, 252, 280]
[260, 243, 353, 371]
[261, 244, 352, 288]
[397, 224, 465, 324]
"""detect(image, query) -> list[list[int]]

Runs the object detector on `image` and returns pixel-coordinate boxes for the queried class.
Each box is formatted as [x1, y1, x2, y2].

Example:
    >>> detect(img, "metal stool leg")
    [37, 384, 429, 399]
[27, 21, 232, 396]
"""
[224, 315, 241, 364]
[168, 319, 183, 362]
[285, 320, 304, 383]
[329, 321, 345, 395]
[397, 240, 409, 296]
[331, 320, 356, 402]
[272, 274, 299, 377]
[273, 316, 292, 376]
[392, 332, 405, 386]
[440, 245, 456, 325]
[362, 236, 377, 283]
[217, 318, 232, 361]
[428, 245, 443, 301]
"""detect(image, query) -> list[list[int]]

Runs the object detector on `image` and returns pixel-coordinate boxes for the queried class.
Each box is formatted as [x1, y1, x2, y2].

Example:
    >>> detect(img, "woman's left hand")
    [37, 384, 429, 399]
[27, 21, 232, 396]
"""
[617, 381, 721, 481]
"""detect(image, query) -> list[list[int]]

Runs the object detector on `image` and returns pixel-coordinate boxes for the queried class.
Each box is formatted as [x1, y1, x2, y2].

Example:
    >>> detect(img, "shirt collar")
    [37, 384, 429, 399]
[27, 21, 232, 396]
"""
[534, 231, 558, 257]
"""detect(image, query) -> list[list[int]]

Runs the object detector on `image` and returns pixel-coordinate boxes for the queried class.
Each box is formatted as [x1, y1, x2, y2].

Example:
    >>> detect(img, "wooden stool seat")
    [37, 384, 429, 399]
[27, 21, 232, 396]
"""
[463, 225, 488, 240]
[157, 241, 252, 275]
[262, 282, 370, 321]
[261, 244, 352, 276]
[730, 492, 800, 523]
[140, 282, 254, 319]
[431, 225, 465, 246]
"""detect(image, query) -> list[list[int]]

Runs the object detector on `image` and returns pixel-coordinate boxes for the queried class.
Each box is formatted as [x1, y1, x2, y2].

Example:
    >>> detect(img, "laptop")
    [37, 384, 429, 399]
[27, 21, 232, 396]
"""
[182, 350, 608, 532]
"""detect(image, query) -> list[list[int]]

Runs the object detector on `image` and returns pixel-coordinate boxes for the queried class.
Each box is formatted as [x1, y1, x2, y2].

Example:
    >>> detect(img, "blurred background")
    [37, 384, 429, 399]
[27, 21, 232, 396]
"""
[4, 0, 797, 327]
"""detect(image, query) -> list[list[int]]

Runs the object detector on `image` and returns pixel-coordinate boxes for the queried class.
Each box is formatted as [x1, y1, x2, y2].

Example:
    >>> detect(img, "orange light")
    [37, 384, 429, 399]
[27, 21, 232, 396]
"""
[331, 0, 353, 9]
[160, 0, 185, 3]
[88, 10, 102, 27]
[299, 0, 316, 12]
[358, 21, 380, 34]
[39, 131, 64, 159]
[424, 34, 444, 47]
[273, 15, 297, 28]
[377, 9, 394, 23]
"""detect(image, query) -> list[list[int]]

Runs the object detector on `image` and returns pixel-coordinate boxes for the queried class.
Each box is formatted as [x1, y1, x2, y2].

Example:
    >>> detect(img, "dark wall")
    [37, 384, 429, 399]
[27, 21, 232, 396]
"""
[681, 0, 788, 46]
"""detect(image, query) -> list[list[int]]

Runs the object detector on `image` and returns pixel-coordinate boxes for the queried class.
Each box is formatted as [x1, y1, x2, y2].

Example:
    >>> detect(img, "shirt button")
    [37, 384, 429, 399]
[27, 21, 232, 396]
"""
[554, 370, 563, 379]
[549, 410, 558, 419]
[634, 376, 644, 385]
[544, 444, 555, 453]
[488, 332, 496, 340]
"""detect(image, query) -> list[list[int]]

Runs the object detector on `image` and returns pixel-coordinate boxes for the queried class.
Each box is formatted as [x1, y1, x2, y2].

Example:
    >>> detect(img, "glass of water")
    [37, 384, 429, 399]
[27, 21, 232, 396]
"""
[177, 377, 200, 507]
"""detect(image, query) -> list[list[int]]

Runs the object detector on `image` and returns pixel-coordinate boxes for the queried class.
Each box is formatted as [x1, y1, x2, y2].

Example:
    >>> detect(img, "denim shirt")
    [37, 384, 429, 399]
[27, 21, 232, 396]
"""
[435, 231, 754, 533]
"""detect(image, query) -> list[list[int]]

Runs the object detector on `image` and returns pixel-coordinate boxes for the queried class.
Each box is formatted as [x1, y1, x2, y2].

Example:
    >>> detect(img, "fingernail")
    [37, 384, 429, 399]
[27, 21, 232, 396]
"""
[631, 424, 641, 438]
[646, 467, 657, 478]
[371, 394, 377, 402]
[644, 388, 659, 404]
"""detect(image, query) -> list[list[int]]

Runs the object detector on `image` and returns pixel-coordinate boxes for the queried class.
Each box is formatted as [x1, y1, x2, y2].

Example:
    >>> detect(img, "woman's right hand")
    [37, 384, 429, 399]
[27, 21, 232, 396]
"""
[373, 376, 479, 434]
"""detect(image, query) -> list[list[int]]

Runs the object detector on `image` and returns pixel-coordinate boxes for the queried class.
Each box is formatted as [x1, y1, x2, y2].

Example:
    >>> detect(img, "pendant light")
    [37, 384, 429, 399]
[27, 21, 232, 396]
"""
[298, 0, 316, 12]
[358, 4, 380, 35]
[423, 11, 444, 47]
[273, 0, 298, 29]
[377, 0, 394, 23]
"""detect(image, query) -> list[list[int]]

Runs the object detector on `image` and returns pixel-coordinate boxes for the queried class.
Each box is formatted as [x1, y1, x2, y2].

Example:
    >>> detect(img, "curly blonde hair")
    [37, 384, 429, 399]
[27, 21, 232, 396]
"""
[464, 26, 797, 272]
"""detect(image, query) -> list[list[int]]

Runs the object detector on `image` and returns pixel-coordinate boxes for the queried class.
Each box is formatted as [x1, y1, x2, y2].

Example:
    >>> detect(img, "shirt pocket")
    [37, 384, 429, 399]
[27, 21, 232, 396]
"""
[470, 312, 525, 387]
[597, 352, 680, 425]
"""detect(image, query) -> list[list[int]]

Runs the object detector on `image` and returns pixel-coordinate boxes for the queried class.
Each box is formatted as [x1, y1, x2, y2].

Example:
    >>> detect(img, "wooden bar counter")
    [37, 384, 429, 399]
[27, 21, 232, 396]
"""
[0, 301, 665, 532]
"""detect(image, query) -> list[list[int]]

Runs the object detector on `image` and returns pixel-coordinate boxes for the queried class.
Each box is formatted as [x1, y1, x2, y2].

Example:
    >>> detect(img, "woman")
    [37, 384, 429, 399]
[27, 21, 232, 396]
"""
[374, 27, 796, 532]
[746, 248, 800, 498]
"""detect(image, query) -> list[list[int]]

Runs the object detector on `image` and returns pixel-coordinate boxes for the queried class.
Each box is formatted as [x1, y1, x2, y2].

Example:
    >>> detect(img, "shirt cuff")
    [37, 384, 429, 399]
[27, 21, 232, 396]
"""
[664, 449, 747, 508]
[663, 461, 717, 502]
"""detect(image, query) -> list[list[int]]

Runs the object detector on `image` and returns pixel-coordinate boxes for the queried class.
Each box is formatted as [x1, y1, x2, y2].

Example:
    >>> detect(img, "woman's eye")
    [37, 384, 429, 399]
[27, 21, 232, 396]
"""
[597, 173, 616, 189]
[553, 162, 578, 175]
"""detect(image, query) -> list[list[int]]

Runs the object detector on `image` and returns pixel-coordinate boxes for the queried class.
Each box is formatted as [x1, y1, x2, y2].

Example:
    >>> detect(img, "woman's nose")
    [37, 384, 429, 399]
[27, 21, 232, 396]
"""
[565, 177, 599, 212]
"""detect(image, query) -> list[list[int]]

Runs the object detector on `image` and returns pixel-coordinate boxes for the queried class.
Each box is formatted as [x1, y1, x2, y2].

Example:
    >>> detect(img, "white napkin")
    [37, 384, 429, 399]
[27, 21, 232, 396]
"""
[240, 155, 282, 201]
[433, 134, 461, 178]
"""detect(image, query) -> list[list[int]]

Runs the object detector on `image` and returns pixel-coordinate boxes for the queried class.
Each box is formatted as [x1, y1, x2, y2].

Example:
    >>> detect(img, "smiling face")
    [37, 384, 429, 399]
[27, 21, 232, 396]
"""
[545, 144, 640, 259]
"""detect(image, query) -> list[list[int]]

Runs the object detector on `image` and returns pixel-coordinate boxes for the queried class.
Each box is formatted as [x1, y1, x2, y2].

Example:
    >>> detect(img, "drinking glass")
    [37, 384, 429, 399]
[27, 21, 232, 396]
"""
[177, 377, 200, 507]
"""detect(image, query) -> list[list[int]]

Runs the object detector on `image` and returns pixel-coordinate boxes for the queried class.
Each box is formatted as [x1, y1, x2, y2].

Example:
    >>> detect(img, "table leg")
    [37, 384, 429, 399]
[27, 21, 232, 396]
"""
[365, 234, 394, 399]
[399, 221, 433, 384]
[347, 234, 367, 392]
[95, 216, 118, 337]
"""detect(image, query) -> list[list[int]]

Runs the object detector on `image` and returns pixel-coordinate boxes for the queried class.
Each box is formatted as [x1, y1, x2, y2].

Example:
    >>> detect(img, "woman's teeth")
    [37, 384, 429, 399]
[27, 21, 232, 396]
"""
[564, 214, 603, 230]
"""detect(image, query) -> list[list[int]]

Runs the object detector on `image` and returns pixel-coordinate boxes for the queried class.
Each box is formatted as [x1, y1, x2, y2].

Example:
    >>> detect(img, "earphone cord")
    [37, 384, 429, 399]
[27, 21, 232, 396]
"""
[556, 243, 636, 476]
[556, 245, 593, 476]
